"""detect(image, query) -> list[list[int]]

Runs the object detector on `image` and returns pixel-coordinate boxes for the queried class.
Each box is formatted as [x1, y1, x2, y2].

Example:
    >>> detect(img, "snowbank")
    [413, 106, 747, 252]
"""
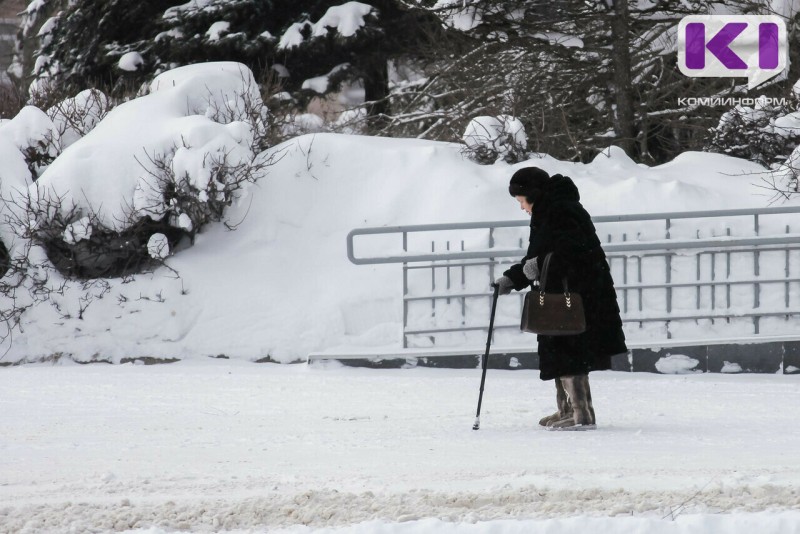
[0, 73, 794, 363]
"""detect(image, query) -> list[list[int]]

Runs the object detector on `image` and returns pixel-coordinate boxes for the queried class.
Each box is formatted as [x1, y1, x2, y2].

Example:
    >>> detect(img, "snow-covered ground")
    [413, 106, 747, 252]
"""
[1, 360, 798, 533]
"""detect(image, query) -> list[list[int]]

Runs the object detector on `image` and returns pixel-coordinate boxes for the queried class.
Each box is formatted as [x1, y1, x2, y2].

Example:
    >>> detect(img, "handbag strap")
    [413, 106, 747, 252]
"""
[538, 252, 570, 295]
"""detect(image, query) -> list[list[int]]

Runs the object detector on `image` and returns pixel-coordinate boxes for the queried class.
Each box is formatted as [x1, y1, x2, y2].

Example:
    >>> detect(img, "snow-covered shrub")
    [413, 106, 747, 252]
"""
[46, 89, 111, 150]
[9, 190, 184, 279]
[280, 112, 326, 137]
[331, 107, 368, 135]
[14, 62, 275, 279]
[768, 144, 800, 200]
[462, 115, 527, 164]
[0, 106, 60, 181]
[706, 98, 799, 168]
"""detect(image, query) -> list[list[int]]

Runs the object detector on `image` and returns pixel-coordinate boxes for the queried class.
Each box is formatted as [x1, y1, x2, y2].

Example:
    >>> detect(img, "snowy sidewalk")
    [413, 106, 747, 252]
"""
[0, 360, 799, 533]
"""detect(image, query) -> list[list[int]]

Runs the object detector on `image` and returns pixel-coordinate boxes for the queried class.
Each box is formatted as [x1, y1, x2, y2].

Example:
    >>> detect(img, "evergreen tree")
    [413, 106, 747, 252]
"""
[273, 0, 442, 125]
[19, 0, 441, 130]
[398, 0, 796, 163]
[33, 0, 183, 95]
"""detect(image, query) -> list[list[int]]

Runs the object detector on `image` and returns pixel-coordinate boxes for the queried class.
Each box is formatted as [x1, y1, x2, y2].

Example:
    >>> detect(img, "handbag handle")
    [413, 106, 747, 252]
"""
[538, 252, 570, 295]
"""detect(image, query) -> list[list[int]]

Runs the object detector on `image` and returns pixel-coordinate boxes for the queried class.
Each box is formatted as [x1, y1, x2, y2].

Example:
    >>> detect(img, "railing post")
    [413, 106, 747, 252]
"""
[402, 231, 408, 348]
[622, 233, 628, 313]
[787, 225, 791, 310]
[754, 214, 761, 313]
[430, 240, 435, 346]
[461, 241, 466, 327]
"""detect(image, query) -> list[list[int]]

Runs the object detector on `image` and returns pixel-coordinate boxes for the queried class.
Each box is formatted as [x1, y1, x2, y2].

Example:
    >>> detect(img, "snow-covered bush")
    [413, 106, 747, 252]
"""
[462, 115, 527, 164]
[46, 89, 111, 150]
[0, 105, 60, 181]
[706, 98, 799, 168]
[11, 62, 274, 279]
[769, 143, 800, 200]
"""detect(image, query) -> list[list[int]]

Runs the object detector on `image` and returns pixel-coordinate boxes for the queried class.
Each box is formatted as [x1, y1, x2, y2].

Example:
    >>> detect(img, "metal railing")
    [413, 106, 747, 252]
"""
[347, 206, 800, 348]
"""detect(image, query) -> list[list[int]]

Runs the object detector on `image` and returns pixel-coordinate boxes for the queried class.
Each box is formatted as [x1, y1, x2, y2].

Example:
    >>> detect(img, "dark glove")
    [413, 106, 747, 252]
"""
[523, 259, 539, 281]
[494, 275, 514, 295]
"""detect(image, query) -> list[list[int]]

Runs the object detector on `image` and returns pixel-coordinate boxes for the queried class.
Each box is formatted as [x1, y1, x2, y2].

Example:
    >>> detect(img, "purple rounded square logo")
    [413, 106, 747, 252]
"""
[678, 15, 787, 89]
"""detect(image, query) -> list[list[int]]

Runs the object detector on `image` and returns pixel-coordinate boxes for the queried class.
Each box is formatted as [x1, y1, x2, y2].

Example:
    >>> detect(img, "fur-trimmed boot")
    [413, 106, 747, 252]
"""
[538, 378, 572, 427]
[547, 374, 596, 431]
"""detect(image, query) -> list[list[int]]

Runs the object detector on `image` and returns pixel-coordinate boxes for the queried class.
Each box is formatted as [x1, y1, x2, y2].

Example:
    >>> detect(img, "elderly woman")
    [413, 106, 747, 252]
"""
[495, 167, 627, 430]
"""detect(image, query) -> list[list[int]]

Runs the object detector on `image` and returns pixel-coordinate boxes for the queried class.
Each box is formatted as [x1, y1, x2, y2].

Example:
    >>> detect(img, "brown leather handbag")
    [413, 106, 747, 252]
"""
[520, 252, 586, 335]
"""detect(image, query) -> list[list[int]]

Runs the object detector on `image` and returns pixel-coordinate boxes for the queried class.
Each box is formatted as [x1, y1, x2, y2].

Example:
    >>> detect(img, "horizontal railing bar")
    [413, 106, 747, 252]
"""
[619, 310, 800, 322]
[405, 311, 800, 335]
[405, 260, 506, 270]
[351, 236, 800, 265]
[403, 277, 800, 301]
[615, 276, 800, 291]
[350, 206, 800, 239]
[403, 248, 800, 270]
[405, 292, 493, 301]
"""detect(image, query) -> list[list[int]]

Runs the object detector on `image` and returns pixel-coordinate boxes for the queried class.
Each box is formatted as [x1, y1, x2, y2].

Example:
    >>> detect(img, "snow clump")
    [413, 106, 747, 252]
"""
[463, 115, 527, 164]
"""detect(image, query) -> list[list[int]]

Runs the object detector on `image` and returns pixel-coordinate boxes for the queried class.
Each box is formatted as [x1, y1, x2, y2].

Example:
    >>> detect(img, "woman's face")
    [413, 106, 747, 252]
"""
[515, 195, 533, 215]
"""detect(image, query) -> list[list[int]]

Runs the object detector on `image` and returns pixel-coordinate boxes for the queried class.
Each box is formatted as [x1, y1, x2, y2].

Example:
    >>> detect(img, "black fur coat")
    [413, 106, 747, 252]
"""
[504, 174, 628, 380]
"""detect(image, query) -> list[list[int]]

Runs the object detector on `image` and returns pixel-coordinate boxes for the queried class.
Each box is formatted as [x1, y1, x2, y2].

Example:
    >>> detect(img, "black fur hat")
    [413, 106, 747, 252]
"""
[508, 167, 550, 201]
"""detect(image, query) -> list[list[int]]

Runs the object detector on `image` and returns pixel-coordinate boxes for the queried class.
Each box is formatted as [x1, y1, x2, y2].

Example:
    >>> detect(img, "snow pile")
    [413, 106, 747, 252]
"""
[118, 51, 145, 71]
[0, 75, 795, 363]
[721, 361, 744, 373]
[655, 354, 701, 374]
[147, 233, 170, 259]
[0, 105, 58, 259]
[463, 115, 527, 164]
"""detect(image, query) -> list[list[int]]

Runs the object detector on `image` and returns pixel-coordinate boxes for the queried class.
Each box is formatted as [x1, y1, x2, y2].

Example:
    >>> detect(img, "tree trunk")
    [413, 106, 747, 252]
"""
[363, 57, 389, 131]
[610, 0, 636, 157]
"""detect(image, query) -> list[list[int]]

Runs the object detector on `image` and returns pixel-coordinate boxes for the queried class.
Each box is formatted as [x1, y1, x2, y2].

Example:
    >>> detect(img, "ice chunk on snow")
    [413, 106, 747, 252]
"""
[147, 233, 170, 259]
[655, 354, 700, 374]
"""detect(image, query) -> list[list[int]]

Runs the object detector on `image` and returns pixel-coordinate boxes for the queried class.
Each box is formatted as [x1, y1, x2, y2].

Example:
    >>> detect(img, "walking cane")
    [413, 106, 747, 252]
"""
[473, 282, 500, 430]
